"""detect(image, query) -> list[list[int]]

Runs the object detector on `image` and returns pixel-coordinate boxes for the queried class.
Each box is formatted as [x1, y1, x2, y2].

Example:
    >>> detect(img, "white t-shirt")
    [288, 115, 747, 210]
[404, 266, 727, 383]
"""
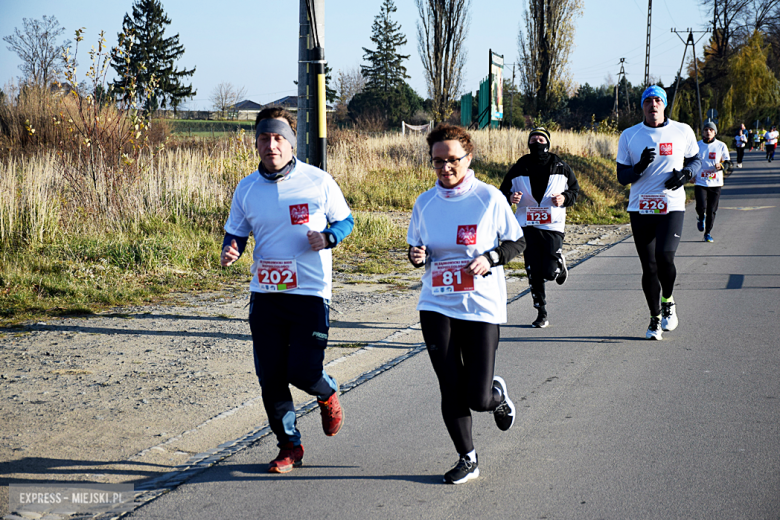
[735, 134, 747, 148]
[695, 139, 730, 187]
[764, 130, 779, 145]
[617, 119, 699, 213]
[407, 179, 523, 324]
[224, 160, 352, 300]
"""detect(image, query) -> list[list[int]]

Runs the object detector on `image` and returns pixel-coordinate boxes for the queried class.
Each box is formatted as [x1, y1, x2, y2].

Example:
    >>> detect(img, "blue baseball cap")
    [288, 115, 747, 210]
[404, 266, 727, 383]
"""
[641, 85, 667, 107]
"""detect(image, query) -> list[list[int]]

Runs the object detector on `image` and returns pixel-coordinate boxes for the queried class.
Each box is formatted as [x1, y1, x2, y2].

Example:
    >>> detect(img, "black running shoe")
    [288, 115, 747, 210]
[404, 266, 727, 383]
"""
[532, 309, 549, 328]
[443, 455, 479, 484]
[555, 254, 568, 285]
[492, 376, 516, 431]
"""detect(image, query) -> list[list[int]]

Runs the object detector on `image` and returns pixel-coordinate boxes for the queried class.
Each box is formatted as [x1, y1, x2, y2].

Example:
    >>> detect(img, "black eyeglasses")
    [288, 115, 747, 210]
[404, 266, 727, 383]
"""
[431, 153, 469, 169]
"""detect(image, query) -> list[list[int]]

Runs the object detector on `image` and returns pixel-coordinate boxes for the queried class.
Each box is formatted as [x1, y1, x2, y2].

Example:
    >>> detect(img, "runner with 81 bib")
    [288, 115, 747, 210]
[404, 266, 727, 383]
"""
[616, 85, 701, 340]
[220, 107, 354, 473]
[408, 124, 526, 485]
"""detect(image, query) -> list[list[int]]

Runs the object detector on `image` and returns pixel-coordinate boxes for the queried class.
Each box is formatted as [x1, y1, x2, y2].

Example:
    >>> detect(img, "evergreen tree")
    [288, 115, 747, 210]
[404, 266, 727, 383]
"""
[326, 64, 337, 103]
[349, 82, 423, 128]
[360, 0, 409, 112]
[111, 0, 195, 113]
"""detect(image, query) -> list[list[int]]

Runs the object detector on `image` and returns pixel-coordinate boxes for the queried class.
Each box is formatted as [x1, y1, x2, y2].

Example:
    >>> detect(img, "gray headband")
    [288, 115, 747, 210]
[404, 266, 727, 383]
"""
[255, 119, 297, 148]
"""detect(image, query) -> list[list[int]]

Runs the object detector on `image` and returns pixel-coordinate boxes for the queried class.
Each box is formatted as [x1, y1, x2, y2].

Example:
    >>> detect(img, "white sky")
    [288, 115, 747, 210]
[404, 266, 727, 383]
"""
[0, 0, 710, 110]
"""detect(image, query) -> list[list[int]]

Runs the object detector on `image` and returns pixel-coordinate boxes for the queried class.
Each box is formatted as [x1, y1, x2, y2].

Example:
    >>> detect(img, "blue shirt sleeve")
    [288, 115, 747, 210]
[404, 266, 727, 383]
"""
[322, 213, 354, 248]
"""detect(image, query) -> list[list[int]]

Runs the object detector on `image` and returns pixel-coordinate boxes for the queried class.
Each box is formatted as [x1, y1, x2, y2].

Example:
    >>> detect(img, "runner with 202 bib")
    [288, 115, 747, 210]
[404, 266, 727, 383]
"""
[408, 124, 525, 484]
[221, 107, 354, 473]
[616, 85, 701, 340]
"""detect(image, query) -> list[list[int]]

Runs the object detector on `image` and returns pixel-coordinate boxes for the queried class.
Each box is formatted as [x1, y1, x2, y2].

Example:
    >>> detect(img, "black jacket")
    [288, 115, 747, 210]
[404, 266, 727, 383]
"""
[499, 153, 580, 208]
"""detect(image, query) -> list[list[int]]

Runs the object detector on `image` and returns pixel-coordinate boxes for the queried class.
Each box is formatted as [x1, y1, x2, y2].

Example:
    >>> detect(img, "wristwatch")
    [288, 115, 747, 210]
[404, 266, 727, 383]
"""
[487, 250, 499, 266]
[326, 232, 337, 247]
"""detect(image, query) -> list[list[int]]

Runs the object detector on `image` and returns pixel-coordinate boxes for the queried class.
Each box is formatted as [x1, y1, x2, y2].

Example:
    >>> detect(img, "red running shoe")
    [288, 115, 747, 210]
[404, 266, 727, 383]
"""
[317, 392, 344, 436]
[268, 442, 304, 473]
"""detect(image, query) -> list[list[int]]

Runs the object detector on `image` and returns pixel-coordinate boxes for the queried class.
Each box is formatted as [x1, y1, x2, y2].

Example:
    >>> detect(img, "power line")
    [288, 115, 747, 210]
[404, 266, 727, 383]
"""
[669, 28, 710, 133]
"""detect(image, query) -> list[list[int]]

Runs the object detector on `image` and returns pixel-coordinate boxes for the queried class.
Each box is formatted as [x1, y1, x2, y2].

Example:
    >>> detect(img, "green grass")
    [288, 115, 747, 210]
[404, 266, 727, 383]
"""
[0, 210, 411, 324]
[0, 221, 253, 325]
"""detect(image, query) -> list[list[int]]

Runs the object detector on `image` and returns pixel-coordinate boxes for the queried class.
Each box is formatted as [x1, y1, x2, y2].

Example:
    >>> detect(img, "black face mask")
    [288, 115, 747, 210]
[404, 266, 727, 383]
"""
[529, 142, 550, 162]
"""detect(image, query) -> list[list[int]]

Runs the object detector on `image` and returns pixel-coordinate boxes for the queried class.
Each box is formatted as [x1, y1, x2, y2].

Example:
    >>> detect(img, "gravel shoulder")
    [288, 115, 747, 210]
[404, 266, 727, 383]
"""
[0, 222, 631, 518]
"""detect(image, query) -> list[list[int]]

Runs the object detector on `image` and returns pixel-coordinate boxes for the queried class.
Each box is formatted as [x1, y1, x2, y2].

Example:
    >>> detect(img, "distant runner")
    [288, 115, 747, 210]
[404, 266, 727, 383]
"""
[408, 123, 525, 484]
[221, 107, 354, 473]
[695, 121, 731, 243]
[734, 128, 746, 168]
[499, 127, 580, 328]
[616, 85, 701, 340]
[764, 126, 778, 162]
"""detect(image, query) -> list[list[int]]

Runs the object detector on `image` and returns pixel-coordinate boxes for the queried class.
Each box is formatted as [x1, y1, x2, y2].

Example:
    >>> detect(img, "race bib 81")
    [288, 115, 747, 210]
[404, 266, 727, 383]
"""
[431, 259, 475, 295]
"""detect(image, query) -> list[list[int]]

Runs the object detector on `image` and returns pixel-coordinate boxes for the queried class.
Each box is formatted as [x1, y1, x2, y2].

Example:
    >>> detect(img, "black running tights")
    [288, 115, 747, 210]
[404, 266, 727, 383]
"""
[419, 311, 501, 456]
[629, 211, 684, 316]
[694, 185, 722, 235]
[522, 226, 564, 309]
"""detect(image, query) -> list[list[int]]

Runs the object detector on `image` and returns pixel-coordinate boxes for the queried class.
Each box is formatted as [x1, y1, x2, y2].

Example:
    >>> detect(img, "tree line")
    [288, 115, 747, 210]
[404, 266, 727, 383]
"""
[7, 0, 780, 134]
[3, 0, 195, 115]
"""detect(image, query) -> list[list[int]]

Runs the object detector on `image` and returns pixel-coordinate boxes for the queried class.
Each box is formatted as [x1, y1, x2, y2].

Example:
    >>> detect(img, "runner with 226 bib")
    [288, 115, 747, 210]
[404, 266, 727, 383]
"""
[616, 86, 701, 340]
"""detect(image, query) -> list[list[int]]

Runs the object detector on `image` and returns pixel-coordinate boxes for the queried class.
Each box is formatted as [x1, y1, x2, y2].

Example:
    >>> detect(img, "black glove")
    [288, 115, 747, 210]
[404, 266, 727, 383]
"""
[664, 169, 692, 190]
[634, 147, 656, 175]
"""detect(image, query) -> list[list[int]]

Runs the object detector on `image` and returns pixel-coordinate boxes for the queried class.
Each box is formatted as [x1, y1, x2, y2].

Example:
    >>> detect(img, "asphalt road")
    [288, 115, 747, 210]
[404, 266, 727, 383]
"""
[127, 150, 780, 520]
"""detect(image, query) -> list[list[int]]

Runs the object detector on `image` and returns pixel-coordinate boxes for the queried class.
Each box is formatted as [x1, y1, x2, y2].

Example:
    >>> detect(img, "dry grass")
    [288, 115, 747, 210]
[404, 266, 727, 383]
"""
[0, 107, 626, 322]
[328, 128, 619, 211]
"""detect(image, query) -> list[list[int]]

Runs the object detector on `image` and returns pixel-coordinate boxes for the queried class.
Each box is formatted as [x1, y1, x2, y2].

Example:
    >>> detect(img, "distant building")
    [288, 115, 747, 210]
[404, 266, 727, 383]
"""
[263, 96, 298, 111]
[229, 99, 264, 121]
[262, 95, 334, 113]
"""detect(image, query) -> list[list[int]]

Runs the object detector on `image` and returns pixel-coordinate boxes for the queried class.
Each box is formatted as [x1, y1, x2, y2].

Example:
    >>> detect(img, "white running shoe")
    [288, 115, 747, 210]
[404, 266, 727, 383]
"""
[646, 315, 663, 340]
[661, 301, 678, 331]
[555, 254, 568, 285]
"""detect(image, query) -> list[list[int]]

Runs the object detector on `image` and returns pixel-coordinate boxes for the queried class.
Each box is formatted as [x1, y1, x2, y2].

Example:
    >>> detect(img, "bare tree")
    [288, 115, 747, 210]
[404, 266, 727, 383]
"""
[517, 0, 582, 117]
[416, 0, 471, 123]
[336, 67, 366, 107]
[703, 0, 751, 72]
[733, 0, 780, 39]
[3, 16, 69, 88]
[209, 82, 247, 119]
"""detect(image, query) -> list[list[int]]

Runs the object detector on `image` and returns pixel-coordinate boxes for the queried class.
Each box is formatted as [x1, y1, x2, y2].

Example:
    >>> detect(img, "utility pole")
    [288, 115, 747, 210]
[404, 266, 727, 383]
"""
[298, 0, 327, 169]
[614, 58, 629, 118]
[644, 0, 652, 85]
[669, 27, 710, 135]
[510, 63, 515, 128]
